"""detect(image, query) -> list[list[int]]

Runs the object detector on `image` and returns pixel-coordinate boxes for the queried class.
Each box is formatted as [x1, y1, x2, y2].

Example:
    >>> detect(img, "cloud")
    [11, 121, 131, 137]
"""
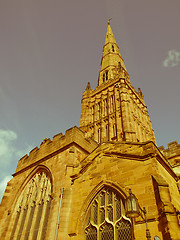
[0, 129, 33, 202]
[0, 129, 17, 201]
[0, 175, 12, 203]
[163, 50, 180, 67]
[0, 130, 17, 168]
[16, 145, 33, 159]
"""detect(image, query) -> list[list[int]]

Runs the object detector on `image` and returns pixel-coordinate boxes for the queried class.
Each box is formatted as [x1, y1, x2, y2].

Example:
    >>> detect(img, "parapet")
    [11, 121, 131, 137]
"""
[14, 126, 98, 175]
[159, 141, 180, 167]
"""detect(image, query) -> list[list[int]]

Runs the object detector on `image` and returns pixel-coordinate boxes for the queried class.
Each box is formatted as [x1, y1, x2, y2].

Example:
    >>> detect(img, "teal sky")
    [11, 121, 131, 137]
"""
[0, 0, 180, 200]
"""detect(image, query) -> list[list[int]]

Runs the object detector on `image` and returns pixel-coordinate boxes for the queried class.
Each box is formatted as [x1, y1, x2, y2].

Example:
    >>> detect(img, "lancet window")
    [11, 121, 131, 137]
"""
[98, 128, 101, 143]
[110, 95, 115, 112]
[106, 124, 109, 141]
[85, 188, 132, 240]
[10, 171, 52, 240]
[91, 105, 95, 122]
[103, 73, 105, 83]
[106, 71, 108, 80]
[103, 99, 108, 116]
[113, 124, 117, 138]
[97, 102, 101, 119]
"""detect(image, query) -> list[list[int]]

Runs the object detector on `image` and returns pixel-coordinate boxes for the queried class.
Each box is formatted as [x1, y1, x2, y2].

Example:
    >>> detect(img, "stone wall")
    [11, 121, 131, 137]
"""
[159, 141, 180, 176]
[69, 142, 180, 240]
[0, 126, 98, 239]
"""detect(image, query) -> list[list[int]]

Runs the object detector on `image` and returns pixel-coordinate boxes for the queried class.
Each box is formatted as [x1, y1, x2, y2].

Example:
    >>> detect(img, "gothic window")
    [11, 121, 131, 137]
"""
[110, 95, 115, 112]
[92, 105, 95, 122]
[112, 45, 115, 52]
[112, 95, 115, 111]
[106, 71, 108, 80]
[103, 99, 108, 116]
[116, 219, 132, 239]
[10, 171, 52, 240]
[97, 102, 101, 119]
[106, 124, 109, 140]
[113, 124, 116, 138]
[103, 73, 105, 82]
[85, 188, 132, 240]
[98, 128, 101, 143]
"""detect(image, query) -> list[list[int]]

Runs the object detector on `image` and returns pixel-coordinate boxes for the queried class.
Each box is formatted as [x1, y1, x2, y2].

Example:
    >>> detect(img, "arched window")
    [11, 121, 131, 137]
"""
[106, 71, 108, 81]
[113, 124, 116, 138]
[92, 105, 95, 122]
[106, 124, 109, 140]
[85, 188, 132, 240]
[111, 95, 115, 112]
[103, 99, 108, 116]
[103, 73, 105, 83]
[97, 102, 101, 119]
[98, 128, 101, 143]
[10, 171, 52, 240]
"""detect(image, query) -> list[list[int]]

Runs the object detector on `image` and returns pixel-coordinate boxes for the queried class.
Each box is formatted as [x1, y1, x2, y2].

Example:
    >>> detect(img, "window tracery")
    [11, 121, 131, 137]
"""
[10, 171, 52, 240]
[85, 188, 132, 240]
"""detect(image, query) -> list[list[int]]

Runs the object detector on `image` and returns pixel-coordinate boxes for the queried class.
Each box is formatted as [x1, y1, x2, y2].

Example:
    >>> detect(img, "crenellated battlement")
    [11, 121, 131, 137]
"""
[14, 126, 98, 175]
[1, 20, 180, 240]
[159, 141, 180, 176]
[159, 141, 180, 165]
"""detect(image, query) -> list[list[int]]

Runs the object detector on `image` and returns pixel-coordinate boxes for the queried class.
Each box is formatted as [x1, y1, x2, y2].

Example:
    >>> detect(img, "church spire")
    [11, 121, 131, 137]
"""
[80, 22, 156, 145]
[98, 21, 127, 86]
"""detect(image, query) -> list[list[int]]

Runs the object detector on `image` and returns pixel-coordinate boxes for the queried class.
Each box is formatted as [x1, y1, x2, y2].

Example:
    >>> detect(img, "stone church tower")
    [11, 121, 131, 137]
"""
[0, 22, 180, 240]
[80, 21, 156, 144]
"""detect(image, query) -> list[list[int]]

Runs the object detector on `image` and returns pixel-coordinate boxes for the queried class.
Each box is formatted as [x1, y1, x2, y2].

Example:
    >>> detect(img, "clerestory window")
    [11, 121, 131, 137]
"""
[85, 187, 132, 240]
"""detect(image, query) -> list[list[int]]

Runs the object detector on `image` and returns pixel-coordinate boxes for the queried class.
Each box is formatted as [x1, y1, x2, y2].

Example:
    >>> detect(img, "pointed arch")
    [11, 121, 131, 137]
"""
[83, 181, 127, 217]
[82, 183, 132, 240]
[116, 218, 132, 240]
[85, 224, 97, 240]
[12, 165, 53, 208]
[8, 165, 53, 240]
[75, 181, 129, 238]
[100, 222, 114, 240]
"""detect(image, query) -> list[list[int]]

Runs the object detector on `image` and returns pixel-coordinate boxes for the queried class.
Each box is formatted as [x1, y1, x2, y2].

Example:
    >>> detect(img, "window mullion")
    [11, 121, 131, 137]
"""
[85, 188, 132, 240]
[113, 193, 116, 224]
[90, 203, 94, 224]
[105, 190, 108, 220]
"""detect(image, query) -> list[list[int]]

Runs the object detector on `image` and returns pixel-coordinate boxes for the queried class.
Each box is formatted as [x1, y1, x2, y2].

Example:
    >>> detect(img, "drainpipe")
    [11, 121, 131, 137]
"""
[55, 187, 64, 240]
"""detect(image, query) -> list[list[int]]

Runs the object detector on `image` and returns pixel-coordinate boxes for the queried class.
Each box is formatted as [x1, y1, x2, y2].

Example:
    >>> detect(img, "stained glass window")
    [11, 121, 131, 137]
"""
[85, 187, 132, 240]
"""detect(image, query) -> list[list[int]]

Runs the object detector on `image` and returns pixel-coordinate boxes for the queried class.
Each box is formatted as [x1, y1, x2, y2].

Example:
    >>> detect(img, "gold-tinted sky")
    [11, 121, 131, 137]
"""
[0, 0, 180, 200]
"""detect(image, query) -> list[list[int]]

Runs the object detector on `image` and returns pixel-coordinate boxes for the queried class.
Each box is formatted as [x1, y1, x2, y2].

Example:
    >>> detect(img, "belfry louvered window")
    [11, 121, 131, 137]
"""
[85, 188, 132, 240]
[10, 171, 52, 240]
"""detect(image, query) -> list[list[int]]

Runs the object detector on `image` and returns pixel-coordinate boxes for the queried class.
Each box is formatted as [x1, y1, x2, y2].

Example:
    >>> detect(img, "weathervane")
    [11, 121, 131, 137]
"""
[108, 18, 112, 25]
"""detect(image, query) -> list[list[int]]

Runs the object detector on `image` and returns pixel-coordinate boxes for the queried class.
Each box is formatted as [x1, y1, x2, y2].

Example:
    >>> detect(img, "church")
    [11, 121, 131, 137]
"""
[0, 21, 180, 240]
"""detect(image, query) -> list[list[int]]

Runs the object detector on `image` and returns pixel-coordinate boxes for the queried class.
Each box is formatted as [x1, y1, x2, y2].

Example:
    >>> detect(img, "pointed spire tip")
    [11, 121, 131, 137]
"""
[86, 82, 91, 91]
[108, 18, 112, 25]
